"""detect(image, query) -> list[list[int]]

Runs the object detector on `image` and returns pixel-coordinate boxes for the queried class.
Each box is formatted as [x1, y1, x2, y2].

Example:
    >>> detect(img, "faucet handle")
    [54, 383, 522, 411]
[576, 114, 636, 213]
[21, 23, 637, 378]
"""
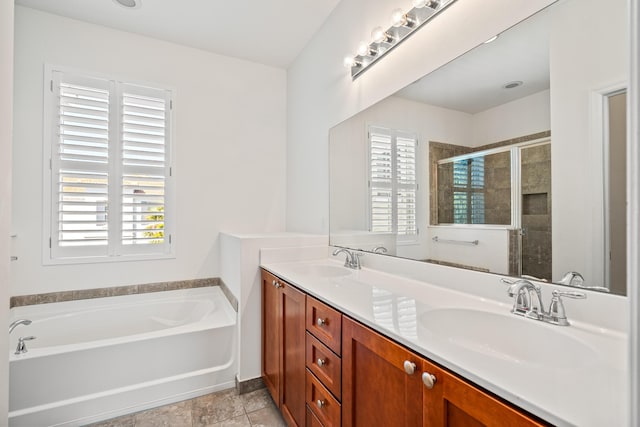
[546, 290, 586, 326]
[553, 290, 587, 299]
[15, 336, 36, 355]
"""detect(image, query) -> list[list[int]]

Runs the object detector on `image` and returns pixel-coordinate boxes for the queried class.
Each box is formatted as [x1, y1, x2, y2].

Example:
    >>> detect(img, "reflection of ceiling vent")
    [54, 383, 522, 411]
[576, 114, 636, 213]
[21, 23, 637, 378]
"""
[503, 81, 523, 89]
[113, 0, 141, 9]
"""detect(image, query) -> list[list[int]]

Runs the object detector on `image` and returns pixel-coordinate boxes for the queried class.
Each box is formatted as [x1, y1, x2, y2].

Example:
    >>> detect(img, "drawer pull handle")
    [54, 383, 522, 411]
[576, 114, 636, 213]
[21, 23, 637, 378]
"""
[317, 317, 327, 327]
[273, 281, 282, 288]
[403, 360, 416, 375]
[422, 372, 437, 389]
[316, 399, 326, 409]
[317, 358, 326, 367]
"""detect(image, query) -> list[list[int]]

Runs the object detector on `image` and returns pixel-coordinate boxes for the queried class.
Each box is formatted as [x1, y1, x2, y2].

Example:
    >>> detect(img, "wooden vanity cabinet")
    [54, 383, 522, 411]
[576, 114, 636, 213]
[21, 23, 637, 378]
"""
[261, 270, 306, 427]
[262, 268, 547, 427]
[342, 316, 547, 427]
[342, 316, 423, 427]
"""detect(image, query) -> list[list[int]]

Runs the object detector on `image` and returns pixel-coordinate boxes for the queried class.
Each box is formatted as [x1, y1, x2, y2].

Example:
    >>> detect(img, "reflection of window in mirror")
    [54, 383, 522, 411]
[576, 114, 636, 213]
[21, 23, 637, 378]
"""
[436, 149, 513, 226]
[452, 158, 485, 224]
[368, 126, 418, 243]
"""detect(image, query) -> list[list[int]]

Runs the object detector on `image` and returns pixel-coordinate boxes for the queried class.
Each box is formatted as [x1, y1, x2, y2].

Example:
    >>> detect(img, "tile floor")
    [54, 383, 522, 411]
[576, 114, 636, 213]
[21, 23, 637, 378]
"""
[87, 387, 285, 427]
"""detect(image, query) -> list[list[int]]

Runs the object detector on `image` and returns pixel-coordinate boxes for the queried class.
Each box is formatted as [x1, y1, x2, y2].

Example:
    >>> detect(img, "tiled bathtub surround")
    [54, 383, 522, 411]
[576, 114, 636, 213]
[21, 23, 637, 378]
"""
[10, 277, 239, 311]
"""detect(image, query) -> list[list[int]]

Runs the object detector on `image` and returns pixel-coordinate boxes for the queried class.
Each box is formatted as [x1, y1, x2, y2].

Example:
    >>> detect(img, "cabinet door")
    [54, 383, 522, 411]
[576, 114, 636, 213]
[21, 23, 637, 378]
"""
[440, 370, 547, 427]
[280, 281, 307, 427]
[261, 270, 280, 404]
[342, 316, 422, 427]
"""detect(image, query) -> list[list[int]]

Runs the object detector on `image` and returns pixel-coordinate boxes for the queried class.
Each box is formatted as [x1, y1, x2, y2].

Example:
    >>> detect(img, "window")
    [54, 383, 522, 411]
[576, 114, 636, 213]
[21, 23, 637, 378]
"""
[452, 157, 485, 224]
[368, 126, 418, 241]
[44, 67, 173, 262]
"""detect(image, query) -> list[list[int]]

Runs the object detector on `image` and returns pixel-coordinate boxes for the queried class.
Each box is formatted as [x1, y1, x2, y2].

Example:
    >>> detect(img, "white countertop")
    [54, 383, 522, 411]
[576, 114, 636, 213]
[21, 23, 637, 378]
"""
[261, 257, 628, 427]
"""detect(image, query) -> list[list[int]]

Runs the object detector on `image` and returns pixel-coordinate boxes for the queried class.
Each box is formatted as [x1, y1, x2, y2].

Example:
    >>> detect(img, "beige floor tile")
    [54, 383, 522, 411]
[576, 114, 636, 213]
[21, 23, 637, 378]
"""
[209, 413, 252, 427]
[134, 400, 193, 427]
[240, 388, 273, 414]
[192, 389, 246, 426]
[246, 405, 286, 427]
[83, 415, 136, 427]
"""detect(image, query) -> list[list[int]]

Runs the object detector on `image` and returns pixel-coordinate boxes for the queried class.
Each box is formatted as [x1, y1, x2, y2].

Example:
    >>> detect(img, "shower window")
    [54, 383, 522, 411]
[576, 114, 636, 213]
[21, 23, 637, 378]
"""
[436, 149, 512, 226]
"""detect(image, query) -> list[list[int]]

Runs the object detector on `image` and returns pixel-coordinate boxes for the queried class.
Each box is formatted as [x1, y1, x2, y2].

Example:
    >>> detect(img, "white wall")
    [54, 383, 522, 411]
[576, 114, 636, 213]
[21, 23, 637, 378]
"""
[12, 7, 287, 295]
[286, 0, 556, 235]
[220, 233, 327, 382]
[550, 0, 628, 286]
[471, 89, 550, 146]
[1, 0, 14, 420]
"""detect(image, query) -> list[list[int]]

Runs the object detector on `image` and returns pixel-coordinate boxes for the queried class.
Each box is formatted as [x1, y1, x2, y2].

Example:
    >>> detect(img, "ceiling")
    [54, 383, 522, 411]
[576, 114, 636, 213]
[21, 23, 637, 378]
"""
[15, 0, 341, 68]
[395, 6, 551, 114]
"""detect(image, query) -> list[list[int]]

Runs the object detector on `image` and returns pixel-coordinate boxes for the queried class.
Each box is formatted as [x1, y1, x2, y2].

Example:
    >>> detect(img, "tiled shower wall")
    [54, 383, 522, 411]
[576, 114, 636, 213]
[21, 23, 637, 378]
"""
[429, 131, 551, 279]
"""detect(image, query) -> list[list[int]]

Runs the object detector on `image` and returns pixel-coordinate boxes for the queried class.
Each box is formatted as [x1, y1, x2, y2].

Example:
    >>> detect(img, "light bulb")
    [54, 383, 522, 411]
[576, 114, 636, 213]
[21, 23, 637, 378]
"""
[371, 26, 394, 44]
[371, 26, 385, 43]
[427, 0, 440, 8]
[390, 8, 407, 27]
[343, 55, 357, 68]
[412, 0, 427, 8]
[357, 42, 369, 56]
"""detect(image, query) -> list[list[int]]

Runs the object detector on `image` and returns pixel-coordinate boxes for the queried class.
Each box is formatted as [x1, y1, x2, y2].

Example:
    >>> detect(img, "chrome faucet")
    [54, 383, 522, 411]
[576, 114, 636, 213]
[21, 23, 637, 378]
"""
[507, 280, 545, 320]
[559, 271, 610, 292]
[505, 279, 586, 326]
[9, 319, 32, 334]
[332, 248, 362, 269]
[558, 271, 585, 287]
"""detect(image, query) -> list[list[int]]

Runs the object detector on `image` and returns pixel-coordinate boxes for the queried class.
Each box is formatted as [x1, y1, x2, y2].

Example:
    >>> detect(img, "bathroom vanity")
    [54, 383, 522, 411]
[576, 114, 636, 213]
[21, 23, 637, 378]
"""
[260, 253, 626, 427]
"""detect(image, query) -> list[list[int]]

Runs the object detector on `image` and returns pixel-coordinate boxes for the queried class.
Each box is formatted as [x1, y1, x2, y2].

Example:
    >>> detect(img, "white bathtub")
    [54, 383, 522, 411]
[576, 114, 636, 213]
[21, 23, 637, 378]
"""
[8, 286, 237, 427]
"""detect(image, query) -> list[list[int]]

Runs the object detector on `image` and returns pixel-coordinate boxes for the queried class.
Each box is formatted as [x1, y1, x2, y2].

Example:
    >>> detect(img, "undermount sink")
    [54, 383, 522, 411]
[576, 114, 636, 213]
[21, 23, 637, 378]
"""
[419, 308, 597, 369]
[289, 263, 351, 278]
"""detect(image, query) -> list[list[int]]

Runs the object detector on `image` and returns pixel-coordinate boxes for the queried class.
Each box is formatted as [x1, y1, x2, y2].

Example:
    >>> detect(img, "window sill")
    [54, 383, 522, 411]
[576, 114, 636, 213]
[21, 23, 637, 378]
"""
[43, 252, 176, 266]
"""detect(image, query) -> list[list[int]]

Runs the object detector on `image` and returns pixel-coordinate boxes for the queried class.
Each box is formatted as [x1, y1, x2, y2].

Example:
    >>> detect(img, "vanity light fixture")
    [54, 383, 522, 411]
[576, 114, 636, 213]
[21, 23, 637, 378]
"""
[345, 0, 456, 80]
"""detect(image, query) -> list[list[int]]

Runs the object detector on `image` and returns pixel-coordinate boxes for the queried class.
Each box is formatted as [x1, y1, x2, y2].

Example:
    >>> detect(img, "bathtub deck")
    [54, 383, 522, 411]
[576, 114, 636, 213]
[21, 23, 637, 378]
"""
[86, 387, 283, 427]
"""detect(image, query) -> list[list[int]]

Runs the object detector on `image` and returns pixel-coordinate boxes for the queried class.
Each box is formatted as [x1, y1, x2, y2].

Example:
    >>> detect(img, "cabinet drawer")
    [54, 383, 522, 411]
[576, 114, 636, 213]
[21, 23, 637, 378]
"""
[306, 332, 341, 400]
[306, 369, 341, 427]
[306, 405, 324, 427]
[306, 296, 342, 355]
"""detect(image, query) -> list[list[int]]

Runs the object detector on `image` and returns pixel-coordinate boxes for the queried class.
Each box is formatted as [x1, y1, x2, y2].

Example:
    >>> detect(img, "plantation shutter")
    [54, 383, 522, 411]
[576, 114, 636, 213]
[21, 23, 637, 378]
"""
[51, 72, 111, 258]
[369, 130, 393, 233]
[396, 136, 417, 235]
[368, 126, 418, 239]
[120, 84, 170, 252]
[48, 68, 172, 261]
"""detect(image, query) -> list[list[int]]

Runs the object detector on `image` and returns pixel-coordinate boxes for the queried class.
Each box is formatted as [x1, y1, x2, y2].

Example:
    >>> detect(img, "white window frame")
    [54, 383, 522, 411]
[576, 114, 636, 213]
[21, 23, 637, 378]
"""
[368, 125, 419, 244]
[42, 65, 175, 264]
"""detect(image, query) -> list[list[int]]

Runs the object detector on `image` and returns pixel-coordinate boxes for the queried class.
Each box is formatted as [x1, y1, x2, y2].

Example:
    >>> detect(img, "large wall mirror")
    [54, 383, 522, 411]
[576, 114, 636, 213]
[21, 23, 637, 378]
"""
[329, 0, 629, 295]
